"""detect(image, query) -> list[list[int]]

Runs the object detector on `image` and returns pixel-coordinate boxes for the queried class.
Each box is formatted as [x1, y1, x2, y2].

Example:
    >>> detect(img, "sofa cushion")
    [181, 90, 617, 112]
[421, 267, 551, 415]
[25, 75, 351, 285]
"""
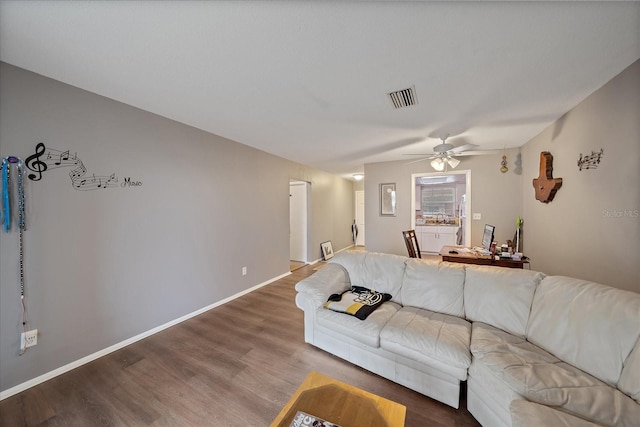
[330, 251, 406, 303]
[469, 358, 524, 425]
[510, 400, 603, 427]
[329, 250, 367, 285]
[619, 337, 640, 403]
[316, 301, 401, 348]
[471, 322, 561, 366]
[464, 265, 544, 337]
[509, 363, 640, 427]
[526, 276, 640, 387]
[471, 323, 640, 427]
[380, 306, 471, 370]
[401, 259, 465, 317]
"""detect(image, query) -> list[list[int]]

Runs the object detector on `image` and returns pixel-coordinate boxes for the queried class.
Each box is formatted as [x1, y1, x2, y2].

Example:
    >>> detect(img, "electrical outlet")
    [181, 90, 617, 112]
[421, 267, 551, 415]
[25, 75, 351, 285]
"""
[21, 329, 38, 349]
[472, 213, 482, 220]
[242, 266, 247, 276]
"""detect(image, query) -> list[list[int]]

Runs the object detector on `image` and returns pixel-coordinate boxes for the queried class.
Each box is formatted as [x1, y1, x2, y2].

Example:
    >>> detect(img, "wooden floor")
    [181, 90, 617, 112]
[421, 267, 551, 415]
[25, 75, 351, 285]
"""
[0, 264, 480, 427]
[289, 260, 307, 272]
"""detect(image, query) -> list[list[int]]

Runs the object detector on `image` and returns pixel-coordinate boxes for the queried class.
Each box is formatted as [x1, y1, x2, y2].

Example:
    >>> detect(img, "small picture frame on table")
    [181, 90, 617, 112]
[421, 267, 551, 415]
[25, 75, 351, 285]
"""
[321, 241, 334, 261]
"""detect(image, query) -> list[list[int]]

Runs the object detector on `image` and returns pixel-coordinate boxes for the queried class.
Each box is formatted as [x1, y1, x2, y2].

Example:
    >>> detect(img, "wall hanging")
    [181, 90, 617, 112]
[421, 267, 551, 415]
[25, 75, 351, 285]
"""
[500, 148, 508, 173]
[1, 155, 32, 355]
[577, 149, 604, 171]
[380, 183, 397, 216]
[533, 151, 563, 203]
[351, 219, 359, 245]
[25, 142, 142, 190]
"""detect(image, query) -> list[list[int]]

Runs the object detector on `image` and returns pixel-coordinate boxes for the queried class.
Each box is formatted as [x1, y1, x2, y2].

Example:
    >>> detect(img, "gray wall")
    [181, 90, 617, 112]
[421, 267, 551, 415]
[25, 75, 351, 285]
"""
[0, 63, 354, 392]
[364, 150, 522, 256]
[521, 59, 639, 292]
[364, 59, 639, 292]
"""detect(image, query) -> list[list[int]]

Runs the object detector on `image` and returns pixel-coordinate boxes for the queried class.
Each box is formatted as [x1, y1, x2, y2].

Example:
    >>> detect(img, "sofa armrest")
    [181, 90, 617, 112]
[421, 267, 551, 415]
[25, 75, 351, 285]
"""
[295, 263, 351, 309]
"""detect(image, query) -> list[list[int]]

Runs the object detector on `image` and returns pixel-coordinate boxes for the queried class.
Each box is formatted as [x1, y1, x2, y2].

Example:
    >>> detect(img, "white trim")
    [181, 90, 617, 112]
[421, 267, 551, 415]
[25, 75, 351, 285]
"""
[0, 271, 292, 401]
[410, 170, 472, 248]
[289, 180, 310, 263]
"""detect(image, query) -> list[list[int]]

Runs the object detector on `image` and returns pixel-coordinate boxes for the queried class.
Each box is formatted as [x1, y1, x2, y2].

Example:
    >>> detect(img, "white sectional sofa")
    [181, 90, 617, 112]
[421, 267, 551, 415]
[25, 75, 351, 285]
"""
[294, 251, 640, 427]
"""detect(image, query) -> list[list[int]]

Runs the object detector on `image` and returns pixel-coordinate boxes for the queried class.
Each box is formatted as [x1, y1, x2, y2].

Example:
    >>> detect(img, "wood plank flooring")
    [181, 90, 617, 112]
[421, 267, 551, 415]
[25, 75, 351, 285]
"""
[0, 264, 481, 427]
[289, 260, 307, 272]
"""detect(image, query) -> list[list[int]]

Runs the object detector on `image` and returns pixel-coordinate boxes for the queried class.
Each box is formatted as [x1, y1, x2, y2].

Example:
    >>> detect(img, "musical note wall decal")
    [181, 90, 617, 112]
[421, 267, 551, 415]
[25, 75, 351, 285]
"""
[25, 142, 142, 191]
[577, 149, 604, 171]
[25, 142, 48, 181]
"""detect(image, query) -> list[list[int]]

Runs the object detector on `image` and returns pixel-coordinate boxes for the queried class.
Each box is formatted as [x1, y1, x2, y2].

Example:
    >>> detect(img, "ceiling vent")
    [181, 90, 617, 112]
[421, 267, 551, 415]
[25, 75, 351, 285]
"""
[388, 86, 417, 109]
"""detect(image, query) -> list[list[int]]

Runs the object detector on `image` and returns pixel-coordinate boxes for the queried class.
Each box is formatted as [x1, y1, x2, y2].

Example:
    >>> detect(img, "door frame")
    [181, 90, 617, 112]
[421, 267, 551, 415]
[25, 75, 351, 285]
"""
[355, 190, 365, 246]
[289, 180, 310, 262]
[410, 170, 471, 248]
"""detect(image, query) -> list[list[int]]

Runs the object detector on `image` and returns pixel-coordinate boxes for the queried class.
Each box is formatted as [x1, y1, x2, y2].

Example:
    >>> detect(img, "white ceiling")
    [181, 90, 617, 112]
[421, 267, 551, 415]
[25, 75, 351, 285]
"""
[1, 1, 639, 179]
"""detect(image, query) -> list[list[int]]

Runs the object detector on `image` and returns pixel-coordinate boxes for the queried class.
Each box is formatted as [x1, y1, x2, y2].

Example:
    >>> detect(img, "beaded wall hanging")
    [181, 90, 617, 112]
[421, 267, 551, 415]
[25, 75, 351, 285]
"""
[1, 156, 30, 354]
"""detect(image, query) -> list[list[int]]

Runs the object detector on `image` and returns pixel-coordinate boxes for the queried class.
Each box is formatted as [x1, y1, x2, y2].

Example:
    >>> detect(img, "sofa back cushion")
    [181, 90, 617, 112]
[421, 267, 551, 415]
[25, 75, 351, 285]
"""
[329, 250, 367, 285]
[330, 251, 406, 303]
[464, 265, 544, 337]
[526, 276, 640, 387]
[402, 259, 466, 317]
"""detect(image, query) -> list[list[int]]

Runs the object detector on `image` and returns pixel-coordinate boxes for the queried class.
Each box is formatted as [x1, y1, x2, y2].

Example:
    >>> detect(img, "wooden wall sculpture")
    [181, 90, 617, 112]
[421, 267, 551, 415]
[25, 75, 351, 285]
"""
[533, 151, 563, 203]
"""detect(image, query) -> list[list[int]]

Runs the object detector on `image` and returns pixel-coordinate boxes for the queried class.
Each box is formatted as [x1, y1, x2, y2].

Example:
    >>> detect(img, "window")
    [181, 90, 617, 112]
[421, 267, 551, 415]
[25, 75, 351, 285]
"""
[421, 186, 456, 216]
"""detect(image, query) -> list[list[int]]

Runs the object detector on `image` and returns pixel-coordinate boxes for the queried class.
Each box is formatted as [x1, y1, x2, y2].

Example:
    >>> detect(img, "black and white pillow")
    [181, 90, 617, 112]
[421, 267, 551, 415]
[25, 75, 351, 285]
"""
[324, 286, 391, 320]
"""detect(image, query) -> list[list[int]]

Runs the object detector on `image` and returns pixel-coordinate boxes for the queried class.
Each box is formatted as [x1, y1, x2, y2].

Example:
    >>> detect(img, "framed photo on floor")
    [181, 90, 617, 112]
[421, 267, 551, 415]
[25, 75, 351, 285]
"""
[321, 241, 334, 260]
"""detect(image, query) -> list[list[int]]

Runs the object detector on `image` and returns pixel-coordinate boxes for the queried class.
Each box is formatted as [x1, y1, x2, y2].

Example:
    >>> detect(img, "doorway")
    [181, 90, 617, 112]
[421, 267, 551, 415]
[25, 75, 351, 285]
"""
[290, 180, 310, 265]
[411, 170, 471, 249]
[355, 190, 365, 246]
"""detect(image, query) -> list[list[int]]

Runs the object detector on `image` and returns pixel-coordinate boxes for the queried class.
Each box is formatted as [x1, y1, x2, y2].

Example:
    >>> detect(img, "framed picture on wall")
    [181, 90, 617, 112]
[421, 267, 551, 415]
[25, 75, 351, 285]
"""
[321, 241, 334, 260]
[380, 183, 397, 216]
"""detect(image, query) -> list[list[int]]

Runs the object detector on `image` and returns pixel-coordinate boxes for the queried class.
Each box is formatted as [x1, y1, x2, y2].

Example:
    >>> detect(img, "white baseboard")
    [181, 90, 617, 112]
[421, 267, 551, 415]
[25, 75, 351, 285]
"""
[0, 271, 292, 401]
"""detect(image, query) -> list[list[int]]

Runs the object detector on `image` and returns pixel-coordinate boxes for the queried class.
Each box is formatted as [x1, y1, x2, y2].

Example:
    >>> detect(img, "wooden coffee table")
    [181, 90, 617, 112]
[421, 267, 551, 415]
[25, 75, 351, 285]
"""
[271, 371, 406, 427]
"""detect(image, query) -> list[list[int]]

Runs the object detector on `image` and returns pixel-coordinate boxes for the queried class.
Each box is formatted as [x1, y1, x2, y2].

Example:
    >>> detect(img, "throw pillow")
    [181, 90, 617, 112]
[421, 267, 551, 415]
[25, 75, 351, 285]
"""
[324, 286, 391, 320]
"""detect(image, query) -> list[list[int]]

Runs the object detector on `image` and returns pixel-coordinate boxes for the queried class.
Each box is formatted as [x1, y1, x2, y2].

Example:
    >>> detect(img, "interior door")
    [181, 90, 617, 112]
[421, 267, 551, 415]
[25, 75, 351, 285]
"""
[289, 181, 308, 262]
[355, 190, 365, 246]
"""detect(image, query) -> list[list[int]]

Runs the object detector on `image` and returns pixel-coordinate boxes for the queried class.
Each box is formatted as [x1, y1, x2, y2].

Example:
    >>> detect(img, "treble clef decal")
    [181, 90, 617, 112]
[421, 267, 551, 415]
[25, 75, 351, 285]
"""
[25, 142, 48, 181]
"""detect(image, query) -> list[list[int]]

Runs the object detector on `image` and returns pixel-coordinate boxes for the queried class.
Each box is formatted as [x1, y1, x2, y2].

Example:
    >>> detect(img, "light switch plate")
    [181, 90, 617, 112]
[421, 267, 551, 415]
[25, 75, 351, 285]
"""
[472, 213, 482, 220]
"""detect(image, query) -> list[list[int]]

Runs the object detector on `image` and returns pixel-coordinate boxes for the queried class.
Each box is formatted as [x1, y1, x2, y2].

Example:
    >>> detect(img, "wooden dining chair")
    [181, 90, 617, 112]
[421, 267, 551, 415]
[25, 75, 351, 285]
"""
[402, 230, 421, 258]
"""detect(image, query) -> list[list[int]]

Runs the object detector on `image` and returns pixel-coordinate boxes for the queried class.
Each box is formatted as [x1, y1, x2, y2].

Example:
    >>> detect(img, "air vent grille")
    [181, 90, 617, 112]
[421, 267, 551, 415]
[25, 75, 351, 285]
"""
[388, 86, 417, 109]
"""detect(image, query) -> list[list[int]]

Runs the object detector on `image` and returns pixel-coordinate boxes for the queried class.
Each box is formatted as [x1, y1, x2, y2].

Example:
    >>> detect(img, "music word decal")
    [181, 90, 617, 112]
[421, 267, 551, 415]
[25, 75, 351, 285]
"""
[25, 142, 142, 190]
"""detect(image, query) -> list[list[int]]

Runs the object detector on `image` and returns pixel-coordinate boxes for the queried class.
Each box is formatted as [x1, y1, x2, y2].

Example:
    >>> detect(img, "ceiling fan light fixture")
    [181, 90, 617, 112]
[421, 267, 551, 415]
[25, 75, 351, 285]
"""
[447, 157, 460, 168]
[431, 158, 445, 171]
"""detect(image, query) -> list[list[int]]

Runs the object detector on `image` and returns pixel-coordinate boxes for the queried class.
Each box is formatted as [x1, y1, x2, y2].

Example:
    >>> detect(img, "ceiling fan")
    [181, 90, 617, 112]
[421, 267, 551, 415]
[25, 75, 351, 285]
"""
[405, 134, 496, 171]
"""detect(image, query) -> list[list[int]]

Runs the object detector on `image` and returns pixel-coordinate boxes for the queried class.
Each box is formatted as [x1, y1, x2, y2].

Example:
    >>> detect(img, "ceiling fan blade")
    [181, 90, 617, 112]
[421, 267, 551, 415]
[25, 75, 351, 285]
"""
[406, 157, 432, 165]
[450, 143, 477, 154]
[455, 150, 499, 156]
[403, 153, 434, 156]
